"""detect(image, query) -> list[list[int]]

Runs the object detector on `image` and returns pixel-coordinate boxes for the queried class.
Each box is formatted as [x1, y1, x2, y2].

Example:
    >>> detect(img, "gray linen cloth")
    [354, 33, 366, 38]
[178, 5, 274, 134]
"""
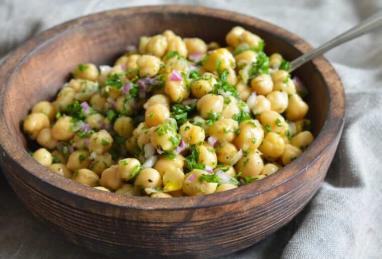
[1, 0, 382, 258]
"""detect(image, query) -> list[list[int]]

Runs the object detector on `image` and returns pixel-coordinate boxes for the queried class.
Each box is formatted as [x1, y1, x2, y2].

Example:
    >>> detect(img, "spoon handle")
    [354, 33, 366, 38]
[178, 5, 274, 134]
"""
[289, 12, 382, 72]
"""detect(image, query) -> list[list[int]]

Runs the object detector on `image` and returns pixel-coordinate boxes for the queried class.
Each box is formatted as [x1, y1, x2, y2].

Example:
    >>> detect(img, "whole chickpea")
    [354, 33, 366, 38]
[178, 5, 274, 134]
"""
[90, 93, 106, 112]
[269, 53, 283, 69]
[118, 158, 141, 181]
[89, 130, 113, 154]
[179, 122, 205, 145]
[164, 77, 189, 103]
[73, 168, 99, 187]
[86, 113, 104, 130]
[251, 74, 274, 95]
[116, 184, 139, 196]
[55, 87, 75, 111]
[154, 154, 184, 176]
[273, 78, 296, 95]
[134, 168, 162, 190]
[286, 94, 309, 121]
[73, 63, 99, 82]
[144, 94, 170, 109]
[51, 116, 74, 141]
[162, 167, 185, 192]
[241, 31, 263, 48]
[259, 110, 289, 135]
[89, 153, 113, 176]
[234, 120, 264, 150]
[167, 36, 188, 57]
[23, 113, 50, 139]
[203, 48, 235, 72]
[33, 148, 53, 166]
[267, 91, 289, 113]
[191, 79, 214, 98]
[271, 70, 289, 84]
[137, 55, 162, 77]
[113, 116, 134, 138]
[222, 96, 240, 119]
[150, 123, 180, 152]
[236, 81, 251, 101]
[216, 183, 238, 192]
[182, 169, 218, 196]
[163, 30, 177, 42]
[259, 132, 286, 159]
[37, 128, 57, 149]
[197, 94, 224, 119]
[251, 95, 271, 116]
[207, 118, 238, 142]
[196, 144, 217, 168]
[184, 37, 207, 56]
[66, 150, 90, 171]
[32, 101, 56, 121]
[290, 131, 314, 149]
[235, 50, 257, 66]
[49, 163, 72, 178]
[216, 142, 239, 165]
[145, 103, 170, 127]
[138, 36, 150, 53]
[282, 144, 302, 165]
[235, 150, 264, 179]
[100, 165, 122, 191]
[226, 26, 245, 47]
[146, 35, 168, 58]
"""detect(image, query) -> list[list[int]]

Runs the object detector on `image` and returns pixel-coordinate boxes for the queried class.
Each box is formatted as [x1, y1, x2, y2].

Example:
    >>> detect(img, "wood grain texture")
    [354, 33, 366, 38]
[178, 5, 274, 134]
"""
[0, 5, 345, 258]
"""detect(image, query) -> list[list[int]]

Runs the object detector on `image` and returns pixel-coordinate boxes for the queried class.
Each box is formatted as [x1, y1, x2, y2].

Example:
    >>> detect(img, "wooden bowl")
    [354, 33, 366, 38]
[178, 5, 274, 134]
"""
[0, 5, 345, 258]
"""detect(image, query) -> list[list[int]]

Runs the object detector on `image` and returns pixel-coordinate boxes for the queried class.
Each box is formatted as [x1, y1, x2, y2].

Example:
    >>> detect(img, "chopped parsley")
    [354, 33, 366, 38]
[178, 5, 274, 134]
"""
[128, 83, 139, 98]
[233, 110, 252, 123]
[185, 145, 205, 171]
[77, 129, 94, 139]
[106, 110, 117, 123]
[171, 103, 196, 125]
[275, 118, 283, 127]
[131, 165, 141, 178]
[233, 40, 265, 55]
[66, 101, 85, 121]
[199, 174, 220, 183]
[105, 73, 124, 89]
[206, 112, 220, 125]
[248, 52, 269, 78]
[169, 135, 181, 147]
[164, 51, 181, 60]
[101, 139, 110, 146]
[78, 153, 86, 162]
[78, 64, 88, 72]
[212, 70, 239, 97]
[163, 151, 176, 160]
[264, 125, 272, 132]
[189, 70, 201, 80]
[279, 60, 291, 71]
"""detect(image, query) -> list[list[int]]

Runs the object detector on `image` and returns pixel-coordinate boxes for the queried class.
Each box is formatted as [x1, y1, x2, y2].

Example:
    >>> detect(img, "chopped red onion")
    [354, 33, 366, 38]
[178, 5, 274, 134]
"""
[122, 82, 132, 94]
[207, 136, 217, 147]
[176, 140, 187, 154]
[169, 70, 182, 81]
[204, 166, 214, 173]
[216, 170, 231, 184]
[188, 173, 196, 182]
[80, 123, 91, 132]
[246, 92, 257, 109]
[142, 155, 158, 168]
[144, 144, 155, 159]
[80, 102, 90, 113]
[188, 52, 204, 62]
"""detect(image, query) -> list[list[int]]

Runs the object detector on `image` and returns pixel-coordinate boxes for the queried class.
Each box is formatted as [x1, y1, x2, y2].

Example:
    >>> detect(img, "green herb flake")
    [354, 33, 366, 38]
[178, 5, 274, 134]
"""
[275, 118, 283, 127]
[279, 60, 291, 71]
[171, 103, 196, 125]
[264, 124, 272, 132]
[66, 101, 85, 121]
[233, 110, 251, 123]
[212, 70, 239, 97]
[206, 112, 220, 126]
[78, 64, 88, 72]
[105, 73, 124, 89]
[131, 165, 141, 178]
[199, 174, 220, 183]
[101, 139, 110, 146]
[185, 145, 205, 171]
[189, 70, 201, 80]
[164, 51, 181, 60]
[248, 52, 269, 78]
[106, 110, 117, 123]
[78, 154, 86, 162]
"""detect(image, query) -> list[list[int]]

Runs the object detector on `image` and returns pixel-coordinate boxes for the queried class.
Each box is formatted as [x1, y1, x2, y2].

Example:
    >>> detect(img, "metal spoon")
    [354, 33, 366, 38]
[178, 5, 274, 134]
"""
[289, 12, 382, 72]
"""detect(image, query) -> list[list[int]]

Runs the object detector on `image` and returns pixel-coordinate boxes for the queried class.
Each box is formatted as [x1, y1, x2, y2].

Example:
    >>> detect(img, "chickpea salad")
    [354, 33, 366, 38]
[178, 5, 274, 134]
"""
[23, 27, 314, 198]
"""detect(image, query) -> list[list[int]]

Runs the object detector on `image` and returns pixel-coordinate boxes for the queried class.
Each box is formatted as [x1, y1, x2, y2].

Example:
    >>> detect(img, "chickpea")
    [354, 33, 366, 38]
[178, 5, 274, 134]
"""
[271, 70, 289, 83]
[134, 168, 162, 190]
[145, 103, 170, 127]
[191, 79, 214, 98]
[151, 192, 172, 198]
[273, 78, 296, 95]
[33, 148, 53, 166]
[269, 53, 283, 69]
[235, 150, 264, 179]
[163, 167, 185, 192]
[154, 154, 184, 176]
[216, 142, 239, 165]
[135, 124, 152, 149]
[86, 113, 104, 130]
[282, 144, 302, 165]
[145, 35, 168, 57]
[222, 96, 240, 119]
[66, 150, 90, 171]
[100, 165, 122, 191]
[94, 186, 110, 192]
[236, 81, 251, 101]
[51, 116, 74, 141]
[164, 56, 189, 73]
[90, 93, 106, 112]
[115, 96, 134, 115]
[259, 132, 286, 159]
[73, 63, 99, 82]
[226, 26, 245, 47]
[71, 134, 88, 149]
[163, 30, 177, 41]
[234, 120, 264, 150]
[89, 130, 113, 154]
[196, 144, 217, 168]
[241, 31, 263, 48]
[179, 122, 205, 145]
[251, 74, 273, 95]
[73, 169, 99, 187]
[290, 131, 314, 149]
[216, 183, 238, 192]
[259, 111, 289, 135]
[144, 94, 170, 109]
[214, 165, 236, 177]
[23, 113, 50, 139]
[137, 55, 162, 77]
[267, 91, 289, 113]
[138, 36, 150, 53]
[118, 158, 141, 181]
[37, 128, 57, 149]
[167, 36, 188, 57]
[261, 163, 279, 176]
[207, 118, 238, 142]
[184, 38, 207, 55]
[286, 94, 309, 121]
[251, 95, 271, 116]
[150, 123, 179, 152]
[69, 79, 99, 101]
[89, 153, 113, 176]
[116, 184, 139, 196]
[226, 68, 237, 85]
[32, 101, 56, 121]
[197, 94, 224, 119]
[51, 150, 66, 164]
[125, 54, 140, 77]
[203, 48, 235, 72]
[55, 87, 75, 111]
[113, 116, 134, 138]
[164, 77, 189, 103]
[49, 163, 72, 178]
[182, 169, 218, 196]
[235, 50, 257, 66]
